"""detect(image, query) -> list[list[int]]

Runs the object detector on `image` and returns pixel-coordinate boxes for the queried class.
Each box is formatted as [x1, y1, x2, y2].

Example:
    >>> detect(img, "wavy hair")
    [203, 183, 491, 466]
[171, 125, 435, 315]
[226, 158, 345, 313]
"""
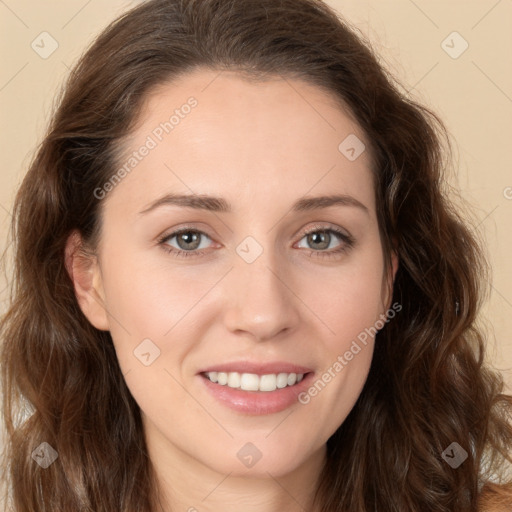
[1, 0, 511, 510]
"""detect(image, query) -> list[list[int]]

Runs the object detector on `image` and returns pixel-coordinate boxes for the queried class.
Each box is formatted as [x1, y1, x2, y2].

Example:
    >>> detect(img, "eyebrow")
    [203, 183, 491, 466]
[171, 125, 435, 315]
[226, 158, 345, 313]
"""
[138, 193, 369, 215]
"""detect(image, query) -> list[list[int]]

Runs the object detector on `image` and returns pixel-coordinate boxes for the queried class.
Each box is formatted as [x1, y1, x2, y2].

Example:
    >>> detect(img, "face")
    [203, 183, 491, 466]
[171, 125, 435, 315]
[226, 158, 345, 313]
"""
[68, 68, 397, 483]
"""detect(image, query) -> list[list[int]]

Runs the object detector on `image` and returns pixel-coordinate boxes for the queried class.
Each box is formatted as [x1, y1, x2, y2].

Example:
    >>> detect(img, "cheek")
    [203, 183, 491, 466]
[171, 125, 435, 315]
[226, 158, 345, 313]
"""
[299, 264, 383, 431]
[305, 249, 386, 351]
[99, 249, 227, 377]
[100, 249, 218, 333]
[297, 246, 384, 419]
[98, 254, 208, 415]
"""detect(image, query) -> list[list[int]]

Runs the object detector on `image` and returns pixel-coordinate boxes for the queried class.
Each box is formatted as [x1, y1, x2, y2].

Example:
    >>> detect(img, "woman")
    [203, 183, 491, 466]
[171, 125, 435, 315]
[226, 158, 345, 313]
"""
[1, 0, 511, 510]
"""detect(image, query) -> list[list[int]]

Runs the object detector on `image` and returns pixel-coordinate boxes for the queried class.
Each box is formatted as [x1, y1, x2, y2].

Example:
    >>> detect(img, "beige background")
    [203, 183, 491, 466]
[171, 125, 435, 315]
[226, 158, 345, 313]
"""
[0, 0, 511, 400]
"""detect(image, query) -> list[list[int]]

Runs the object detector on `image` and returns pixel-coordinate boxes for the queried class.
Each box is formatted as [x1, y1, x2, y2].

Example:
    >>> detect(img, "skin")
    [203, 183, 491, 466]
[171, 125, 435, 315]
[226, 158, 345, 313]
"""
[66, 68, 398, 512]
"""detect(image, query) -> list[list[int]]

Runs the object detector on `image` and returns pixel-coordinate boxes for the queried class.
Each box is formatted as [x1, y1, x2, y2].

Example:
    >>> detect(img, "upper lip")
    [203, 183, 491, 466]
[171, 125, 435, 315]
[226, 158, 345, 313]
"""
[198, 361, 314, 376]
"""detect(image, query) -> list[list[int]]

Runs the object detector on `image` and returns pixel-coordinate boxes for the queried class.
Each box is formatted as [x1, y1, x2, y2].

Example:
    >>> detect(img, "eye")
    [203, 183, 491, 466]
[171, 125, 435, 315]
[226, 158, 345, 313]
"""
[295, 225, 354, 258]
[158, 228, 214, 258]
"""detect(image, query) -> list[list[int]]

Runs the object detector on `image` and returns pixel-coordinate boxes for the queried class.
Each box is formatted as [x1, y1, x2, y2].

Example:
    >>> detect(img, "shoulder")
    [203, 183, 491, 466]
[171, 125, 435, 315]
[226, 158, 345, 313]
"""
[478, 481, 512, 512]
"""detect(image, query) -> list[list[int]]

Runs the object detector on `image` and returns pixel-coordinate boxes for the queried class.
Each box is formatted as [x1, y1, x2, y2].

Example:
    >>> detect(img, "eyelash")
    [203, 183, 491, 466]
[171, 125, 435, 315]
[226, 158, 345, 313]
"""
[157, 224, 355, 260]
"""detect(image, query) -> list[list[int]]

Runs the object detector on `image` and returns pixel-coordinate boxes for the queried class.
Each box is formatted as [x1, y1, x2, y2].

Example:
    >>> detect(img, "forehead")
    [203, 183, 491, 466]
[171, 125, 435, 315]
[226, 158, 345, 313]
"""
[103, 68, 376, 218]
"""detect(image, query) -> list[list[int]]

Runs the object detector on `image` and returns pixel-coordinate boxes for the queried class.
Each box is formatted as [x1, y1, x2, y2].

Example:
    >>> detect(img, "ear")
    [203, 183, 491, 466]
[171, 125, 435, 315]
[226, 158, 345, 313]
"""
[64, 230, 110, 331]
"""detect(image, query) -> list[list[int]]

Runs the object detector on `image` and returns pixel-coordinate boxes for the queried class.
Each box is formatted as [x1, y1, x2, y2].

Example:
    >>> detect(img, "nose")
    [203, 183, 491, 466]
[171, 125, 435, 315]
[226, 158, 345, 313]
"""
[222, 250, 301, 342]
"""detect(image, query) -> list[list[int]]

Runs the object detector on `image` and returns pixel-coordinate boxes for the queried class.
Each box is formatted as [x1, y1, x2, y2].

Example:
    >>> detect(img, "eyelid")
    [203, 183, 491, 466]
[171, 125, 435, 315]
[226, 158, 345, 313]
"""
[297, 222, 351, 239]
[158, 222, 216, 239]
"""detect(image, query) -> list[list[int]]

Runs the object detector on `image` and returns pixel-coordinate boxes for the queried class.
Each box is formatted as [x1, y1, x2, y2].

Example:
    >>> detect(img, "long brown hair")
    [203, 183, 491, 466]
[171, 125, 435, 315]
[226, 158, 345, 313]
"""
[1, 0, 511, 510]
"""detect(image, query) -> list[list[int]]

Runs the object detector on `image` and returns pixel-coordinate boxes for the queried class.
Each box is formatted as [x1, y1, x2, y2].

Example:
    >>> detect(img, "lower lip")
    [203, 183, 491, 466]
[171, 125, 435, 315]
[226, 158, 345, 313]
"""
[198, 372, 315, 415]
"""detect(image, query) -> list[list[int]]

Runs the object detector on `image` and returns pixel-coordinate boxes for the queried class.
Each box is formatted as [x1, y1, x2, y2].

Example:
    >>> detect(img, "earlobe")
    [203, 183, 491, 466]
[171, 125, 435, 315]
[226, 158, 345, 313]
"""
[64, 230, 110, 331]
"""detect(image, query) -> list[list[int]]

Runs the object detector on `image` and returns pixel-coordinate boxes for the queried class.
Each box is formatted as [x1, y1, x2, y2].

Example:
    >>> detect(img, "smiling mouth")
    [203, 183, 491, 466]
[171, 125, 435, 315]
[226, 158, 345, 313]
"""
[201, 371, 309, 392]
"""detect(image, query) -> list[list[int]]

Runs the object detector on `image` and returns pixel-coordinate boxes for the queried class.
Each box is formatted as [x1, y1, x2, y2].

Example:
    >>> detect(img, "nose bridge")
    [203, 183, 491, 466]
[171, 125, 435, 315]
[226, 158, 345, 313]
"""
[222, 239, 300, 340]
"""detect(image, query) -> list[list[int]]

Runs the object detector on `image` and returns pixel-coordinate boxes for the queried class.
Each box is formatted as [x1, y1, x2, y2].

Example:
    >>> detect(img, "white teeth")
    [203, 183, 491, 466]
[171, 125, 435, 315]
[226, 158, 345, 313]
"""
[287, 373, 297, 386]
[276, 373, 289, 389]
[240, 373, 260, 391]
[204, 371, 305, 391]
[227, 372, 241, 388]
[259, 374, 277, 392]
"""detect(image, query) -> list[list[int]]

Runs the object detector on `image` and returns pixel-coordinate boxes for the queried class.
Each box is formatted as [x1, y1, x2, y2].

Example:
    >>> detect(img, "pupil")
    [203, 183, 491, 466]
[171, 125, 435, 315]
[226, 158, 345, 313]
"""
[178, 231, 200, 250]
[309, 231, 329, 250]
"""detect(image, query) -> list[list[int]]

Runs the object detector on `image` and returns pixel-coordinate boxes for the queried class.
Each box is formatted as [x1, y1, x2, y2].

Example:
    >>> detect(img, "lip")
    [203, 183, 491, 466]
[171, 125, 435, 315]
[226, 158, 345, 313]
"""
[197, 361, 313, 375]
[198, 371, 315, 415]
